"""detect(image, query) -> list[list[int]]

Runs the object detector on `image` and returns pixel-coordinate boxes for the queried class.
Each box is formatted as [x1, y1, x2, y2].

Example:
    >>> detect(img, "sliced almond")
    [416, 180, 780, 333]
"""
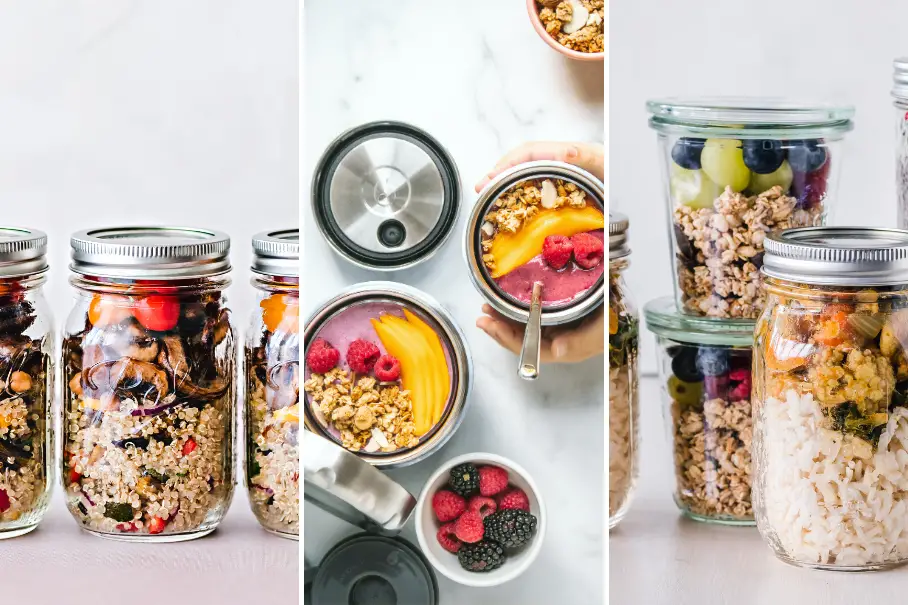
[481, 221, 495, 237]
[363, 439, 380, 453]
[562, 0, 589, 34]
[371, 427, 390, 449]
[541, 179, 557, 209]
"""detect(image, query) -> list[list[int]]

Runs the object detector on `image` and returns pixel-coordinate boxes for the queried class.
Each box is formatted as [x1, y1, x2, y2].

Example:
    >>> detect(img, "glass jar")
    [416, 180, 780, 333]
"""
[645, 297, 755, 524]
[754, 226, 908, 570]
[0, 229, 53, 538]
[894, 59, 908, 228]
[62, 227, 235, 541]
[246, 229, 299, 538]
[608, 213, 638, 528]
[647, 98, 854, 319]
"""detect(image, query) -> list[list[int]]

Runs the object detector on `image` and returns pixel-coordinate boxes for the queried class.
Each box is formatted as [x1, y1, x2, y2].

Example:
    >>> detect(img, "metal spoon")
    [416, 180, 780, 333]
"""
[518, 281, 544, 380]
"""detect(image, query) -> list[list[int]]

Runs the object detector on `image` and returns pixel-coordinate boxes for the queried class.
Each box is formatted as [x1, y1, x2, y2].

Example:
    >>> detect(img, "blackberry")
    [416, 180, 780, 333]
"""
[448, 463, 480, 497]
[483, 509, 537, 548]
[457, 539, 506, 572]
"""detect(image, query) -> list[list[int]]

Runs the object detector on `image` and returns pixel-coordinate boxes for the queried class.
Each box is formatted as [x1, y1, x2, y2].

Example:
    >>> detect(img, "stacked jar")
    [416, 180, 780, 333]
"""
[894, 58, 908, 229]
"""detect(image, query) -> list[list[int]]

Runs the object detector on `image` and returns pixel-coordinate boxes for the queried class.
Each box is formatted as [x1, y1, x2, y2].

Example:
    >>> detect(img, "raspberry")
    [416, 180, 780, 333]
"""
[728, 368, 750, 382]
[541, 235, 573, 270]
[792, 161, 830, 210]
[468, 496, 497, 519]
[306, 338, 339, 374]
[571, 232, 604, 269]
[454, 510, 484, 543]
[478, 466, 509, 497]
[703, 375, 729, 400]
[432, 490, 466, 522]
[373, 354, 401, 381]
[496, 488, 530, 512]
[436, 522, 462, 553]
[346, 339, 380, 373]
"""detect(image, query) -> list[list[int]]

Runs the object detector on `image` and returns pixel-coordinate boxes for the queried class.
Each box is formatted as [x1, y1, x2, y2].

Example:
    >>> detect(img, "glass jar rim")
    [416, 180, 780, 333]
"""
[643, 297, 755, 346]
[647, 96, 854, 138]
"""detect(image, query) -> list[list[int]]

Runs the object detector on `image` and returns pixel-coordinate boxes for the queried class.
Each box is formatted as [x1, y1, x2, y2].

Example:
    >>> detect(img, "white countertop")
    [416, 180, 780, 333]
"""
[303, 1, 604, 602]
[610, 376, 908, 605]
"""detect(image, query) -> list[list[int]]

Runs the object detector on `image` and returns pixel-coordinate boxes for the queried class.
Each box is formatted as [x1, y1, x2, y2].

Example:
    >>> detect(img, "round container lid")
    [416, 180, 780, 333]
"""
[310, 534, 438, 605]
[609, 212, 629, 260]
[0, 227, 47, 278]
[311, 121, 460, 270]
[763, 226, 908, 286]
[894, 58, 908, 101]
[70, 226, 230, 279]
[647, 97, 854, 138]
[644, 296, 755, 346]
[252, 228, 298, 277]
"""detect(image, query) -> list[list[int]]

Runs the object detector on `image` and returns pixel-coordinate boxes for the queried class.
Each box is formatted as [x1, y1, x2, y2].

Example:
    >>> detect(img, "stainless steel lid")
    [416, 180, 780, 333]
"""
[311, 121, 460, 270]
[763, 227, 908, 286]
[609, 212, 629, 261]
[303, 431, 416, 534]
[252, 228, 299, 277]
[894, 58, 908, 102]
[70, 226, 231, 279]
[0, 227, 48, 278]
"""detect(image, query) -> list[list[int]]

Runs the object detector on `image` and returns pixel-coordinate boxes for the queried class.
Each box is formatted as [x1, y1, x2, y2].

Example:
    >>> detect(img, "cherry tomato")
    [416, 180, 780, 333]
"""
[88, 294, 133, 327]
[133, 295, 181, 331]
[261, 294, 299, 334]
[69, 468, 82, 484]
[181, 438, 197, 456]
[147, 516, 166, 534]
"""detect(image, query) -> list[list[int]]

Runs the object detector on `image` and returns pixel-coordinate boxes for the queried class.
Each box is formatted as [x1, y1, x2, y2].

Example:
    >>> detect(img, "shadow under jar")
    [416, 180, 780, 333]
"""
[246, 229, 299, 539]
[645, 297, 756, 525]
[0, 228, 53, 538]
[754, 227, 908, 570]
[647, 98, 854, 319]
[62, 227, 236, 542]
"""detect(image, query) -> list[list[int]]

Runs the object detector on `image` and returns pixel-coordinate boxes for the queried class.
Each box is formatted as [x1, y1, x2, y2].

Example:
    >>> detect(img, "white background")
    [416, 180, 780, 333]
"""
[0, 2, 298, 601]
[613, 0, 908, 375]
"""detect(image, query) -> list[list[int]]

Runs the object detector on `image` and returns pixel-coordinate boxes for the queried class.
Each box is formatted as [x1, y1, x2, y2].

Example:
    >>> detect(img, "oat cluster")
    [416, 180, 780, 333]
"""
[537, 1, 604, 54]
[305, 368, 418, 452]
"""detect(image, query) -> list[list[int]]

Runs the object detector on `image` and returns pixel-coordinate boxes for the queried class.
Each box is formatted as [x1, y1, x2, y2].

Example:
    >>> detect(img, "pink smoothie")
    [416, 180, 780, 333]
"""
[494, 230, 604, 307]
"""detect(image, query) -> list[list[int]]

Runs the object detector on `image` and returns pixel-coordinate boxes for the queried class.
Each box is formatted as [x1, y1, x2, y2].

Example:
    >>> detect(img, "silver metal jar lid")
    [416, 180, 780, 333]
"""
[311, 121, 460, 271]
[609, 212, 629, 261]
[0, 227, 48, 278]
[763, 227, 908, 286]
[252, 228, 299, 277]
[893, 58, 908, 102]
[70, 226, 231, 279]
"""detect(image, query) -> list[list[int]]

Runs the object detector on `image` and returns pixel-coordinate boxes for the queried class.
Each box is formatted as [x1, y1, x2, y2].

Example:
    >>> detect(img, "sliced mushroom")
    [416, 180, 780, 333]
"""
[158, 336, 227, 401]
[84, 358, 169, 401]
[101, 321, 159, 363]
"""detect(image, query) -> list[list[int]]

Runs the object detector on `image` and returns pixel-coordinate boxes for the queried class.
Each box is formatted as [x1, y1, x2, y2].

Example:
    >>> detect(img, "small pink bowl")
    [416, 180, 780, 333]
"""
[525, 0, 604, 62]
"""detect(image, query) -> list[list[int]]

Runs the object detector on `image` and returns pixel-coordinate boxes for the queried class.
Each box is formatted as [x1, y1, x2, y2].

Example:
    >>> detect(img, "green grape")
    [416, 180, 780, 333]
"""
[700, 138, 751, 192]
[747, 159, 793, 195]
[670, 163, 721, 209]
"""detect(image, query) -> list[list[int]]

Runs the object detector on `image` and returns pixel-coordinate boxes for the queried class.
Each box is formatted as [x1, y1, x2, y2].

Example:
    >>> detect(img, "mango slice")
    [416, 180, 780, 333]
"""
[371, 318, 433, 435]
[402, 309, 451, 424]
[489, 206, 605, 278]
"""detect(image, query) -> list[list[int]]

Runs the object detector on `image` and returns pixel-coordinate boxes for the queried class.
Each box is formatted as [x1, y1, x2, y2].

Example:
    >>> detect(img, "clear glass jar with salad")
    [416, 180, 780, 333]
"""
[62, 227, 236, 541]
[894, 59, 908, 229]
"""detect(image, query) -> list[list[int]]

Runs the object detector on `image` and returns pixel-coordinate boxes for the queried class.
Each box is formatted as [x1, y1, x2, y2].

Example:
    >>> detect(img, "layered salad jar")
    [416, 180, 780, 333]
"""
[648, 98, 854, 319]
[0, 228, 53, 538]
[646, 297, 755, 524]
[894, 59, 908, 229]
[608, 213, 637, 528]
[246, 229, 299, 538]
[62, 227, 236, 541]
[754, 227, 908, 569]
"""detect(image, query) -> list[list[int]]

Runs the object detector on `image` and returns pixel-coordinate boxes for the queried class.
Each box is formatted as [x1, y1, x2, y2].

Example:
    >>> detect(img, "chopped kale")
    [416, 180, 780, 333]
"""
[103, 502, 136, 522]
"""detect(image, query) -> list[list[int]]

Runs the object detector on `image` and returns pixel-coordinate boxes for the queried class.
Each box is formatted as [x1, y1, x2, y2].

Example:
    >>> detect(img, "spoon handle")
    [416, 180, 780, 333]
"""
[518, 281, 544, 380]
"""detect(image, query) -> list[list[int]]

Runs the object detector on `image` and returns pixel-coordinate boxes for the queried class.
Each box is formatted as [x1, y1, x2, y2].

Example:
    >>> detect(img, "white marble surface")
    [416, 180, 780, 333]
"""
[303, 1, 605, 602]
[611, 377, 908, 604]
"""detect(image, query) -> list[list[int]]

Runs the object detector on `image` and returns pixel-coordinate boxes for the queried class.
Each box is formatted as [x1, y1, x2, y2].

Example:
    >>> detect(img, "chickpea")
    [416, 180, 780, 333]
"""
[9, 371, 31, 393]
[69, 373, 83, 396]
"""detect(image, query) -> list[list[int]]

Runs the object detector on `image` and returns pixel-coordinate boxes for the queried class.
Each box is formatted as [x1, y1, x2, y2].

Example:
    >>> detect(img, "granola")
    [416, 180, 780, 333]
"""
[536, 1, 604, 54]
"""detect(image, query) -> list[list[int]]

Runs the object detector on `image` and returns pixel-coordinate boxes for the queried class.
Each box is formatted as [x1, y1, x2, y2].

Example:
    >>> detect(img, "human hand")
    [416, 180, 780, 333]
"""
[474, 141, 604, 193]
[476, 304, 604, 364]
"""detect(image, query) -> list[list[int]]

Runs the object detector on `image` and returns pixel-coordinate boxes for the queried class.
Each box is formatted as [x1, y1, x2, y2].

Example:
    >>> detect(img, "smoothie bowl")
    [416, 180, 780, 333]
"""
[303, 283, 472, 468]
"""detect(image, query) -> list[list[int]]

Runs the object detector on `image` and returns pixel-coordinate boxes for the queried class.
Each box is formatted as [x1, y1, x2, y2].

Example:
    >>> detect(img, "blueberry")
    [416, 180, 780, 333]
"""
[787, 140, 827, 173]
[671, 137, 705, 170]
[671, 347, 703, 383]
[696, 347, 729, 377]
[742, 139, 785, 174]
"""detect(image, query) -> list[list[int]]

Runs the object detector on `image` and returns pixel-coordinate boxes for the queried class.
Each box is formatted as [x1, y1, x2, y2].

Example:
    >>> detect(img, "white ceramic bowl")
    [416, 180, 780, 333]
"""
[415, 452, 546, 588]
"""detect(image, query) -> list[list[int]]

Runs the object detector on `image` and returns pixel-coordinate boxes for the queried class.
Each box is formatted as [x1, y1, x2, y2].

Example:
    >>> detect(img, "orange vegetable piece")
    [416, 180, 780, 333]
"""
[261, 293, 299, 334]
[814, 311, 848, 347]
[88, 294, 133, 327]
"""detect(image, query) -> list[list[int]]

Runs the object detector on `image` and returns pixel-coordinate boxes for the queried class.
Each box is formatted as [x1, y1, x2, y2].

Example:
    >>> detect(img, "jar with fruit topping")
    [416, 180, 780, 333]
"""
[647, 98, 854, 320]
[0, 229, 53, 538]
[608, 213, 637, 528]
[246, 229, 299, 539]
[645, 297, 755, 524]
[62, 227, 236, 541]
[894, 59, 908, 229]
[754, 227, 908, 570]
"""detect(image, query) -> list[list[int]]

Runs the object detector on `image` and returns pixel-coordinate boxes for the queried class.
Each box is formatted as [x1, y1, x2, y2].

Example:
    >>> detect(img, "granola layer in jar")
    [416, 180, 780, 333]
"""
[246, 230, 299, 538]
[63, 227, 235, 541]
[645, 297, 756, 524]
[535, 1, 604, 54]
[648, 98, 854, 319]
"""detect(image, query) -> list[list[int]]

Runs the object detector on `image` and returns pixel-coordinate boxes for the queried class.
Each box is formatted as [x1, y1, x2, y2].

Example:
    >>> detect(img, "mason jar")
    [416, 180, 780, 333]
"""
[645, 297, 755, 525]
[647, 98, 854, 319]
[754, 226, 908, 569]
[246, 229, 299, 538]
[0, 228, 53, 538]
[62, 227, 236, 541]
[894, 59, 908, 228]
[608, 213, 638, 528]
